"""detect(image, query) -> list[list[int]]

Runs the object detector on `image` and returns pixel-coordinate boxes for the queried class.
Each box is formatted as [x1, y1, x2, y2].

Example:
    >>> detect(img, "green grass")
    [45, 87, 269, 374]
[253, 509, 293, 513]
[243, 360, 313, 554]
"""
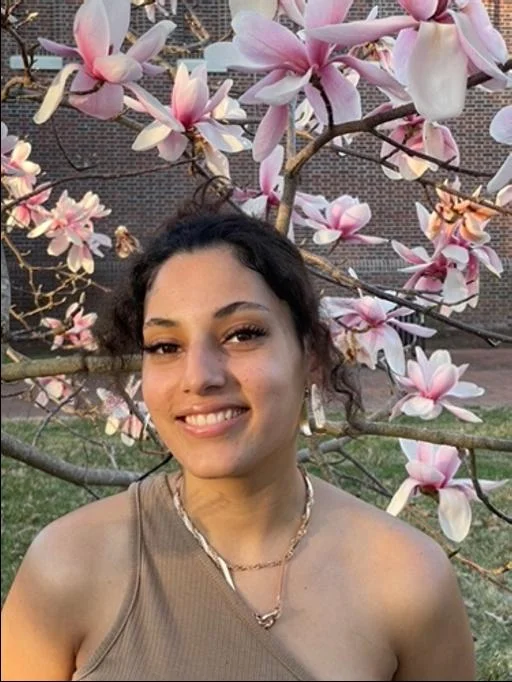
[2, 409, 511, 680]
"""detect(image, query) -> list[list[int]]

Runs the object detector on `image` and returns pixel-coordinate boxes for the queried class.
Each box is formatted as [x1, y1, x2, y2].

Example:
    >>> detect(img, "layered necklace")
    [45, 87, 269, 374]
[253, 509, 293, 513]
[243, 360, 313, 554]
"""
[171, 467, 314, 629]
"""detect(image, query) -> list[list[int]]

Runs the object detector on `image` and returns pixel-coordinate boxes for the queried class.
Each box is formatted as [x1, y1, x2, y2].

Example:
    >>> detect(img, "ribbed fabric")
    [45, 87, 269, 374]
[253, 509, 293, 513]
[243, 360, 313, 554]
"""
[73, 473, 315, 681]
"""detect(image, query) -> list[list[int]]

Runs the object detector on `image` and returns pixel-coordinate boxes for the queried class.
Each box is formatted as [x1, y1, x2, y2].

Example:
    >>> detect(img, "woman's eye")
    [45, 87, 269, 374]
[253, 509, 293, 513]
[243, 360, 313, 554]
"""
[225, 326, 267, 344]
[142, 342, 180, 355]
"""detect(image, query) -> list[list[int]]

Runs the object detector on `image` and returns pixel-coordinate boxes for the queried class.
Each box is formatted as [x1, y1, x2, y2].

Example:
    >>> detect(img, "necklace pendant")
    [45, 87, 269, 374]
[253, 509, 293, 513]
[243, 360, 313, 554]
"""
[255, 606, 281, 629]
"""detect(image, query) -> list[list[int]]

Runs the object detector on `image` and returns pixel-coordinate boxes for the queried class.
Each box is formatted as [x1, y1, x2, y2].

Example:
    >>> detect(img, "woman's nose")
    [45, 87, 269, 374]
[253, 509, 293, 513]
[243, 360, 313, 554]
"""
[180, 342, 227, 395]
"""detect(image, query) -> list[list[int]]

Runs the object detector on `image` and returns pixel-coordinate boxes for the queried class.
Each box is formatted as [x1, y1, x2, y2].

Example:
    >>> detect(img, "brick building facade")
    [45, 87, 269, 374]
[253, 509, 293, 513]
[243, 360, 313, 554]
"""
[2, 1, 511, 343]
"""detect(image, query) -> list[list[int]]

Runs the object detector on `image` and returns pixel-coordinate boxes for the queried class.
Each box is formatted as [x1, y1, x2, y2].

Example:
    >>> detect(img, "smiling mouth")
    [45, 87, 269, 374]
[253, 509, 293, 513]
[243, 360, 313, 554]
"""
[177, 407, 249, 428]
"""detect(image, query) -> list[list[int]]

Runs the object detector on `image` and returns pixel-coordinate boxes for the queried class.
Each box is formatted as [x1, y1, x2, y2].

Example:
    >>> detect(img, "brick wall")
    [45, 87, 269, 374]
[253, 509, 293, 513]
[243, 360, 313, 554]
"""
[1, 0, 511, 343]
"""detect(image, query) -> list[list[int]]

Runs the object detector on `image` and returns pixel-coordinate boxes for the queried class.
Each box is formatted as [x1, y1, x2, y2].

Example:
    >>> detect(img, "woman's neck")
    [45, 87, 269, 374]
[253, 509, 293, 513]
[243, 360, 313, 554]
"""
[176, 459, 308, 568]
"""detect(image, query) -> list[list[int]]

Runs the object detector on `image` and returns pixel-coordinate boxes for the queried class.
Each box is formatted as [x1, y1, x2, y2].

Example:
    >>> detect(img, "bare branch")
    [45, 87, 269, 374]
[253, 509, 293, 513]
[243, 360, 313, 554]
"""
[465, 448, 511, 523]
[301, 249, 512, 345]
[1, 430, 139, 487]
[1, 353, 141, 382]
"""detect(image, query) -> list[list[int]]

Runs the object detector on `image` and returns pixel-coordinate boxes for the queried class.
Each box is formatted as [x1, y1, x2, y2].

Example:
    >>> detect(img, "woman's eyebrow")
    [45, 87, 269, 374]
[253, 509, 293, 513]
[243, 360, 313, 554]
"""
[144, 301, 270, 328]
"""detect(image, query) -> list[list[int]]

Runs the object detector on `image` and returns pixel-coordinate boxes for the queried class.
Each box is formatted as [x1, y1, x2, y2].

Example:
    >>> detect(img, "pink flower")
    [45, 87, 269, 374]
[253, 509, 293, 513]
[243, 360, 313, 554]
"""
[233, 144, 283, 218]
[97, 375, 149, 446]
[4, 176, 51, 230]
[321, 294, 436, 375]
[128, 63, 249, 178]
[1, 138, 40, 181]
[25, 375, 76, 411]
[209, 2, 412, 161]
[377, 110, 459, 180]
[392, 201, 503, 315]
[41, 302, 98, 351]
[299, 194, 385, 246]
[391, 347, 484, 422]
[487, 105, 512, 193]
[34, 0, 175, 123]
[27, 190, 112, 274]
[387, 439, 507, 542]
[310, 0, 510, 122]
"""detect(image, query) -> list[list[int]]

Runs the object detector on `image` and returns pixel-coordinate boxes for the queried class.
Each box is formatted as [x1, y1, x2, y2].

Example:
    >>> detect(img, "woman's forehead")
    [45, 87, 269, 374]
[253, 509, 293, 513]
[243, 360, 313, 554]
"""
[144, 247, 281, 317]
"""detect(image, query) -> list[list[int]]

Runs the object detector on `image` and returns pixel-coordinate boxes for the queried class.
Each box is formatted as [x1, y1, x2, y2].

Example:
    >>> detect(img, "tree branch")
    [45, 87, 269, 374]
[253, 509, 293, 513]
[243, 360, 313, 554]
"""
[465, 448, 511, 523]
[301, 249, 512, 345]
[1, 353, 141, 382]
[1, 431, 139, 487]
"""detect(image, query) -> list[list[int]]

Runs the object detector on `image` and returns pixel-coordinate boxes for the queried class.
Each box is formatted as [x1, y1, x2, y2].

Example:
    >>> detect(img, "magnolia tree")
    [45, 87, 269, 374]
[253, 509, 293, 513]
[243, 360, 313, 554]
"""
[1, 0, 511, 560]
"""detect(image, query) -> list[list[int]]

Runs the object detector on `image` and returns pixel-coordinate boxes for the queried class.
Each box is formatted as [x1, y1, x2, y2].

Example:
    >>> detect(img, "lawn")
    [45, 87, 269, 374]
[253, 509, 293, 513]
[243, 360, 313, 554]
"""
[2, 408, 511, 680]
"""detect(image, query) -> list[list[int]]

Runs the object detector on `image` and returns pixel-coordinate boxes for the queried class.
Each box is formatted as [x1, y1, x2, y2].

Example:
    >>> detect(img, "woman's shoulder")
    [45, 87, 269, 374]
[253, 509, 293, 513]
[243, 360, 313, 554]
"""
[313, 474, 457, 604]
[10, 485, 135, 628]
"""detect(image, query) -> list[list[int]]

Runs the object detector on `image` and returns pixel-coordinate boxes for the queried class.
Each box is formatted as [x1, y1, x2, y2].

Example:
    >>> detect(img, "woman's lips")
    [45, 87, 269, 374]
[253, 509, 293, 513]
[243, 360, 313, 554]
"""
[176, 408, 249, 438]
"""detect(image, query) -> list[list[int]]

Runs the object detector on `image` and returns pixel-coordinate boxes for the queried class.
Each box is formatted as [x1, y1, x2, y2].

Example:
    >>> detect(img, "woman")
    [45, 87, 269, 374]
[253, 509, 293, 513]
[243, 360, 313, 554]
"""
[1, 210, 476, 681]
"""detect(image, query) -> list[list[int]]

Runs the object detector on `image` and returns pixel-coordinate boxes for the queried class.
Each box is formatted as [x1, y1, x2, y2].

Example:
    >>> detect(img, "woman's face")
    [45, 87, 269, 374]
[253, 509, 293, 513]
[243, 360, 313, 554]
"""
[141, 246, 309, 480]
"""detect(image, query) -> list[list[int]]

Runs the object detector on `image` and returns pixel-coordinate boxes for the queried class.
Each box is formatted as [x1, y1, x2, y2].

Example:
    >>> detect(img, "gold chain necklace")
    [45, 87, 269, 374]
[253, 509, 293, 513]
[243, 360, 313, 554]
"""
[171, 467, 314, 629]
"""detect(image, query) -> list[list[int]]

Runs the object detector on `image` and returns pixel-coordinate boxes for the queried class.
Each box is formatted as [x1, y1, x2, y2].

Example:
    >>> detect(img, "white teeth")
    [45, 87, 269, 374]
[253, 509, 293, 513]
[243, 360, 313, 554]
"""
[184, 408, 244, 426]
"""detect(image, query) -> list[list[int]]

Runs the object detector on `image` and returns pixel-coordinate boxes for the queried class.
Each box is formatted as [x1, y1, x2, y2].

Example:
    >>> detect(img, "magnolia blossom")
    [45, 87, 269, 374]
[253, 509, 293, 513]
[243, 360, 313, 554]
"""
[391, 347, 484, 422]
[34, 0, 175, 123]
[392, 201, 503, 315]
[321, 294, 436, 375]
[387, 439, 507, 542]
[207, 2, 411, 161]
[25, 375, 77, 411]
[426, 180, 497, 244]
[310, 0, 510, 122]
[4, 177, 51, 230]
[233, 145, 283, 218]
[41, 302, 98, 351]
[487, 105, 512, 194]
[299, 194, 385, 246]
[97, 376, 149, 446]
[377, 110, 459, 180]
[1, 138, 40, 181]
[128, 63, 249, 177]
[27, 190, 112, 274]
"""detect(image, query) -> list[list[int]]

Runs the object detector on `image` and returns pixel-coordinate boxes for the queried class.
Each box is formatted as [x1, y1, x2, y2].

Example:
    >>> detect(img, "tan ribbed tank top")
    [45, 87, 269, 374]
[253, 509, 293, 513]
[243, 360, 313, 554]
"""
[72, 473, 315, 681]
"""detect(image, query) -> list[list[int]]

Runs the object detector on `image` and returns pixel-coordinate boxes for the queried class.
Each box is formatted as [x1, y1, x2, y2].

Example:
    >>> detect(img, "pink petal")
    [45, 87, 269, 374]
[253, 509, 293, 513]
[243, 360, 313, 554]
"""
[339, 55, 408, 101]
[38, 38, 80, 60]
[132, 121, 173, 151]
[437, 487, 472, 543]
[379, 324, 406, 375]
[318, 64, 361, 124]
[449, 10, 511, 87]
[127, 20, 176, 63]
[92, 54, 143, 83]
[256, 69, 313, 106]
[303, 83, 328, 125]
[101, 0, 131, 51]
[407, 21, 468, 121]
[386, 478, 419, 516]
[391, 320, 436, 338]
[47, 233, 70, 257]
[398, 0, 439, 21]
[253, 105, 288, 162]
[172, 63, 208, 124]
[70, 82, 124, 120]
[392, 240, 428, 265]
[74, 0, 110, 67]
[126, 83, 183, 130]
[392, 28, 417, 86]
[307, 15, 418, 47]
[446, 381, 484, 399]
[429, 364, 458, 399]
[487, 154, 512, 194]
[157, 132, 189, 162]
[303, 0, 351, 29]
[434, 445, 462, 482]
[313, 230, 340, 245]
[402, 395, 439, 419]
[204, 79, 233, 115]
[441, 401, 482, 423]
[240, 70, 287, 105]
[406, 460, 445, 486]
[260, 144, 283, 194]
[33, 63, 81, 124]
[490, 106, 512, 146]
[233, 11, 308, 71]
